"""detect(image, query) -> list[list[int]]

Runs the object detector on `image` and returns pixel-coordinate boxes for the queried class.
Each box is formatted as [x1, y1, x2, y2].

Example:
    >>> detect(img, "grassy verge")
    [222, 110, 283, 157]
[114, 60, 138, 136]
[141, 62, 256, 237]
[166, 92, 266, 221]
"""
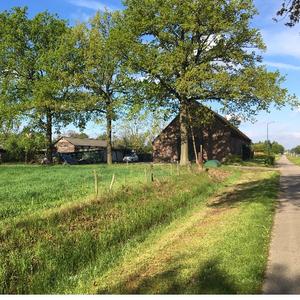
[225, 155, 276, 167]
[0, 166, 279, 294]
[287, 156, 300, 165]
[0, 167, 237, 294]
[89, 169, 279, 294]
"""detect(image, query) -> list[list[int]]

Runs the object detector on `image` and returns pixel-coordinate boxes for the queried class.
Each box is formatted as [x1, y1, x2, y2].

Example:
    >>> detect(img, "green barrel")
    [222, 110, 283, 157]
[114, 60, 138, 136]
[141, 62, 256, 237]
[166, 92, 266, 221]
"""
[204, 160, 221, 168]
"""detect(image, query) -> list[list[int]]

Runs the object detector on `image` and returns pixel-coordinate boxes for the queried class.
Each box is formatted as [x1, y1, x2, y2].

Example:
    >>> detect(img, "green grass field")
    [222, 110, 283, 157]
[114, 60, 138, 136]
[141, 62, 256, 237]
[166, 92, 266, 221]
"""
[0, 163, 172, 223]
[0, 163, 279, 294]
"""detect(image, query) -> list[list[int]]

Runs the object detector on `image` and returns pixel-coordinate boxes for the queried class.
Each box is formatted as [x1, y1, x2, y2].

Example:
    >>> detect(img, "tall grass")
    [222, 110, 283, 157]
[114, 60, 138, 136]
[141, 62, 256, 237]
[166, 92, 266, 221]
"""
[0, 167, 235, 294]
[0, 164, 171, 223]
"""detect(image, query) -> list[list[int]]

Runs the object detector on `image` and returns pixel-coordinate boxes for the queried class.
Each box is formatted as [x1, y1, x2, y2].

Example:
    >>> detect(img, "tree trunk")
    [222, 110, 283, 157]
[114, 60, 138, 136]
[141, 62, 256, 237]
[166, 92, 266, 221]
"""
[179, 99, 190, 166]
[25, 150, 28, 164]
[187, 108, 199, 165]
[46, 111, 53, 163]
[106, 109, 113, 165]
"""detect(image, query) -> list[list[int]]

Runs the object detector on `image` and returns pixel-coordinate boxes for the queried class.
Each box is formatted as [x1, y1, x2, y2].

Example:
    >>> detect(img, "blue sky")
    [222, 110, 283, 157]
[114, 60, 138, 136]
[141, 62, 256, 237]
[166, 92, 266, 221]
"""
[1, 0, 300, 149]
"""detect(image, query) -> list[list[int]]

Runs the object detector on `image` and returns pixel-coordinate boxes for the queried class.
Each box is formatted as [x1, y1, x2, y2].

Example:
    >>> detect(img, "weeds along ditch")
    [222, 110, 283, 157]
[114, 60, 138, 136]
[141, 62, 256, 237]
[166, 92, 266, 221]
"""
[0, 163, 180, 223]
[0, 164, 237, 294]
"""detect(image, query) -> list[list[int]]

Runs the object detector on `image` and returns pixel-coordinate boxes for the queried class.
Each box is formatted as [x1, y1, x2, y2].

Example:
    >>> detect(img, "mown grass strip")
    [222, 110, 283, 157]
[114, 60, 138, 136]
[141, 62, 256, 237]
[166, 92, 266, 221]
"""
[84, 170, 279, 294]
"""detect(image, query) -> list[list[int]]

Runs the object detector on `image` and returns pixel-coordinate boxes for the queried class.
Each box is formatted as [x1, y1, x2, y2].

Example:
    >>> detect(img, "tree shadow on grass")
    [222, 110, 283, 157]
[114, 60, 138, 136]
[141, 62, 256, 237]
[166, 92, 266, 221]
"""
[98, 258, 238, 294]
[98, 174, 281, 295]
[208, 172, 300, 214]
[207, 176, 278, 209]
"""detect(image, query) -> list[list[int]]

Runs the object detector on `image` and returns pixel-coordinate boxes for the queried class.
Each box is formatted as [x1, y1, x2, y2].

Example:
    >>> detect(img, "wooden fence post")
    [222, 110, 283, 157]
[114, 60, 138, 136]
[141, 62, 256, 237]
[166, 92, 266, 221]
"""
[188, 162, 192, 173]
[109, 173, 115, 191]
[170, 164, 173, 176]
[199, 145, 204, 169]
[150, 164, 154, 182]
[94, 170, 98, 199]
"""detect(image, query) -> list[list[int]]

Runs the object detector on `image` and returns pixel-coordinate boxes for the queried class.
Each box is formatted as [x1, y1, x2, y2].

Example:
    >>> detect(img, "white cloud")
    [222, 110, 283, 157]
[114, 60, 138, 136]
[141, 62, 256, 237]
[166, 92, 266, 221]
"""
[262, 28, 300, 58]
[264, 61, 300, 71]
[67, 0, 114, 11]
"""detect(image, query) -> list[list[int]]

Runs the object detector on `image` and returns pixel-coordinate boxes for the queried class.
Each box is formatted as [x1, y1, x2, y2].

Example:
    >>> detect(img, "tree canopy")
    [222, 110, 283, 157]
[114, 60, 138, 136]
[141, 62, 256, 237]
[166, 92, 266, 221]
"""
[276, 0, 300, 26]
[0, 8, 85, 162]
[0, 3, 297, 164]
[75, 11, 138, 164]
[252, 140, 285, 155]
[123, 0, 294, 164]
[291, 145, 300, 154]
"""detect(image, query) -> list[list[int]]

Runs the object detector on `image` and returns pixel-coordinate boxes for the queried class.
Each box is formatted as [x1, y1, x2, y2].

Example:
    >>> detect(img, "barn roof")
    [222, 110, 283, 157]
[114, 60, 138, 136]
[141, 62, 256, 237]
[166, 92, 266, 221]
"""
[153, 102, 251, 143]
[214, 111, 251, 142]
[56, 137, 107, 148]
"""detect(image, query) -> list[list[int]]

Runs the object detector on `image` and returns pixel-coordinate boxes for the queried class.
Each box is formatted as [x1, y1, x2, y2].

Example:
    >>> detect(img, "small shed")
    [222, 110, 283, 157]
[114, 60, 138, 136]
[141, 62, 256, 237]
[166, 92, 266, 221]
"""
[54, 137, 107, 153]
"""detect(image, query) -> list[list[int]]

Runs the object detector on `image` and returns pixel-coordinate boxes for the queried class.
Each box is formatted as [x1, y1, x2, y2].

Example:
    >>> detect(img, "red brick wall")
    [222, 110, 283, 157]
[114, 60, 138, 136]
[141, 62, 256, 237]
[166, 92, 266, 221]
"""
[153, 115, 250, 163]
[153, 117, 181, 162]
[55, 138, 75, 153]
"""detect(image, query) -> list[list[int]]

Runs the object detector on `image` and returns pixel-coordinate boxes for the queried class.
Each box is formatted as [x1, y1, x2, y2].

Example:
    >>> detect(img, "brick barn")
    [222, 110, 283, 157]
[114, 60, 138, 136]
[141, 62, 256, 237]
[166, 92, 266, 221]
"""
[152, 103, 252, 163]
[54, 137, 125, 163]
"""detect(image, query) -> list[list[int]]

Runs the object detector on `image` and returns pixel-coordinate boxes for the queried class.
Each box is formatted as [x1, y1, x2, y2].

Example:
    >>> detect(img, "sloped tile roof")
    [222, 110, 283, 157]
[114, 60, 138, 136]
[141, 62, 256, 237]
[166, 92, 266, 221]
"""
[57, 137, 107, 148]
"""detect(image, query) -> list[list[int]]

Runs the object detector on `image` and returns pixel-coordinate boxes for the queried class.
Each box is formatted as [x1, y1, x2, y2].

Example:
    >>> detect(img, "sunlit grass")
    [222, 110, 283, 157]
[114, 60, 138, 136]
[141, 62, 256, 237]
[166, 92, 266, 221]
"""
[287, 156, 300, 165]
[0, 164, 279, 294]
[0, 163, 172, 223]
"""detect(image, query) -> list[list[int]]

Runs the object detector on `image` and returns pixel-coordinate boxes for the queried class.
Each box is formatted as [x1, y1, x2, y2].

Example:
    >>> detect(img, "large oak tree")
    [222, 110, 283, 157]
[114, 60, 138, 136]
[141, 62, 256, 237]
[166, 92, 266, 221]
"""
[124, 0, 294, 165]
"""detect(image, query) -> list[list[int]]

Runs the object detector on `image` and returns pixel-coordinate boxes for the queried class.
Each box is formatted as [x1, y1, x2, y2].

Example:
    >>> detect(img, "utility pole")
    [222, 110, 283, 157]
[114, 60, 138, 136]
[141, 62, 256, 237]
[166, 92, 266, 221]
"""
[267, 121, 275, 156]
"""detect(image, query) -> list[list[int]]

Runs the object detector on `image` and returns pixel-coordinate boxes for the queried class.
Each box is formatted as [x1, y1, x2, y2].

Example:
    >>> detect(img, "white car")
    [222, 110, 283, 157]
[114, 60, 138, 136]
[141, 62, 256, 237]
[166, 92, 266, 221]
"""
[123, 153, 139, 163]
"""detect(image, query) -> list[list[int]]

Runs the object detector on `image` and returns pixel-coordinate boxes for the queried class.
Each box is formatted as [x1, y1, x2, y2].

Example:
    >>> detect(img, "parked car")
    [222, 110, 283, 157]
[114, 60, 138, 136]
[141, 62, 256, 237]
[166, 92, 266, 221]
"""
[123, 152, 139, 163]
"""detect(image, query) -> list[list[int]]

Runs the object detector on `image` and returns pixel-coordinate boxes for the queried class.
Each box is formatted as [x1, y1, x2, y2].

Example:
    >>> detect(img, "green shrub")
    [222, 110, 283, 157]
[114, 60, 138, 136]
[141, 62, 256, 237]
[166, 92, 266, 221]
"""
[224, 155, 242, 164]
[264, 155, 275, 166]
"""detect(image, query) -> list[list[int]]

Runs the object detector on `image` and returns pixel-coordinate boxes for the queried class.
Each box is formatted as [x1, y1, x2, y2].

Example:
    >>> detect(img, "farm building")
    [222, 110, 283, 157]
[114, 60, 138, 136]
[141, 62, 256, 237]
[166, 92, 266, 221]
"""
[55, 137, 107, 153]
[153, 103, 252, 163]
[54, 137, 125, 163]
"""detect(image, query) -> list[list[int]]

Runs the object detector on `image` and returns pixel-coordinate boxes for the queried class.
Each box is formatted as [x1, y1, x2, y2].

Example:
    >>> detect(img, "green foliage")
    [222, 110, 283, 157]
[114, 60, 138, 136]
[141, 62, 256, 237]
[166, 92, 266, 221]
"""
[123, 0, 295, 164]
[75, 11, 140, 164]
[123, 0, 295, 114]
[252, 140, 285, 155]
[291, 145, 300, 154]
[0, 129, 46, 162]
[113, 114, 166, 153]
[0, 8, 85, 161]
